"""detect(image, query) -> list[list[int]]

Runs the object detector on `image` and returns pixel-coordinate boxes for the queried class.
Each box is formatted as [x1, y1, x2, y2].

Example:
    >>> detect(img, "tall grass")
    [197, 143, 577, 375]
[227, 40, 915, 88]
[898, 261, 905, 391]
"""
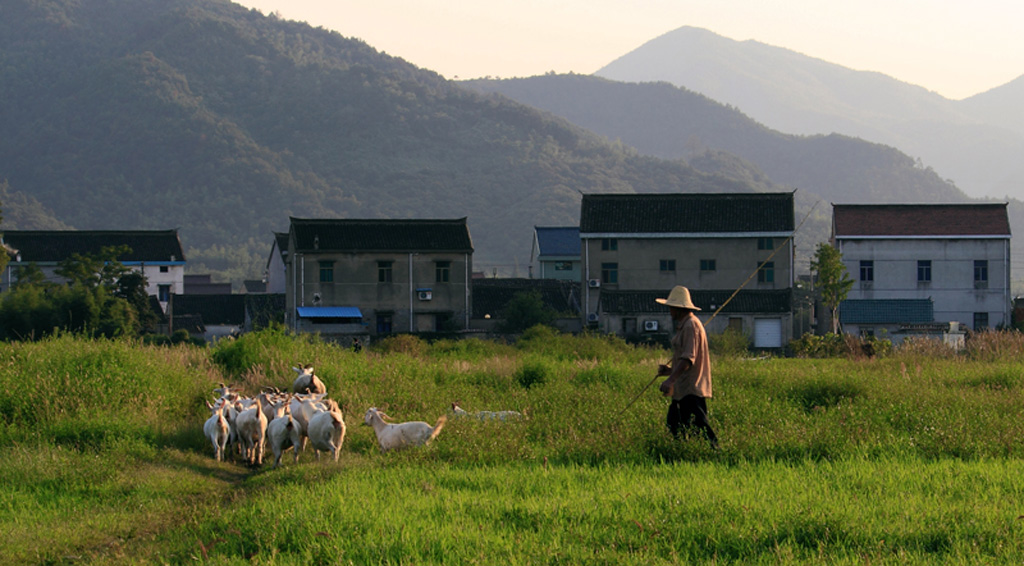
[2, 328, 1024, 563]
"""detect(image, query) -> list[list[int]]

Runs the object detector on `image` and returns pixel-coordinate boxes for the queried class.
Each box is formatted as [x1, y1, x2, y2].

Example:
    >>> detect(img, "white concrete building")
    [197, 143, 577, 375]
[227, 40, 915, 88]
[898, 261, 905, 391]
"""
[833, 203, 1011, 333]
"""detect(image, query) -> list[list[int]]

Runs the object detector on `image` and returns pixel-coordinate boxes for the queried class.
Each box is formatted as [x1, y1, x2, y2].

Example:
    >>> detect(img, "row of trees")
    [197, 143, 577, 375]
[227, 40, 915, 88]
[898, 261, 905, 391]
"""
[0, 244, 159, 341]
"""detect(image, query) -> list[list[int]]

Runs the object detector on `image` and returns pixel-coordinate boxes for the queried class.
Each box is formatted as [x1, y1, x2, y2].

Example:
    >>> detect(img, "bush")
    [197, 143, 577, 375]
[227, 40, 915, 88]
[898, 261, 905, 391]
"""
[515, 358, 549, 389]
[709, 328, 750, 358]
[372, 334, 428, 357]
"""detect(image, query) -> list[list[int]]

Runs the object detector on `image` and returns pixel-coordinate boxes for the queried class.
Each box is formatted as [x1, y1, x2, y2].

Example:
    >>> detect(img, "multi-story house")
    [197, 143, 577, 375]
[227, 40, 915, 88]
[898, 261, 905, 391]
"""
[579, 192, 795, 348]
[285, 217, 474, 337]
[833, 203, 1011, 334]
[0, 229, 186, 312]
[530, 226, 580, 280]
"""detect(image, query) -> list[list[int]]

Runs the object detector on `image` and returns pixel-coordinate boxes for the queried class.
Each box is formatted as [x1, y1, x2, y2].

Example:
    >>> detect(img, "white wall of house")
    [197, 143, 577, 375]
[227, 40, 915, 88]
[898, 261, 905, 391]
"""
[265, 243, 287, 294]
[837, 237, 1011, 329]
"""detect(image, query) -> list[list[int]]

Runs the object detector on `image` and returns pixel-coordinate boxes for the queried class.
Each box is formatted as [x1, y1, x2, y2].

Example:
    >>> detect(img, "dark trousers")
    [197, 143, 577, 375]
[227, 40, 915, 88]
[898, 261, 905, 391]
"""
[667, 395, 718, 447]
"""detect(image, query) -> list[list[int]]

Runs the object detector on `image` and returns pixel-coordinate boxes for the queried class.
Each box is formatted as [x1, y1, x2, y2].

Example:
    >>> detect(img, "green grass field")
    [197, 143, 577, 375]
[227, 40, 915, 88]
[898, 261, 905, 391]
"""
[2, 327, 1023, 564]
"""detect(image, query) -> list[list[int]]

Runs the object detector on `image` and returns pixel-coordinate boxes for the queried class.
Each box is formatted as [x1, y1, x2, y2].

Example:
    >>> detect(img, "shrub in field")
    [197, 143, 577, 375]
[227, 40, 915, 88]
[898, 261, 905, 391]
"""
[372, 334, 428, 357]
[428, 337, 515, 360]
[210, 325, 325, 378]
[516, 325, 647, 363]
[896, 336, 962, 359]
[787, 378, 865, 413]
[788, 333, 891, 359]
[709, 328, 750, 358]
[964, 329, 1024, 362]
[515, 358, 549, 389]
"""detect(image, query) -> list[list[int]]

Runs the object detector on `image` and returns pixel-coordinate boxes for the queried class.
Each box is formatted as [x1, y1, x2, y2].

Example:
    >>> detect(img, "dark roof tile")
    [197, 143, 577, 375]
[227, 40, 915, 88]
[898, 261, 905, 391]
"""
[839, 299, 934, 324]
[833, 204, 1010, 237]
[580, 193, 794, 233]
[2, 230, 185, 263]
[535, 226, 580, 256]
[290, 218, 473, 253]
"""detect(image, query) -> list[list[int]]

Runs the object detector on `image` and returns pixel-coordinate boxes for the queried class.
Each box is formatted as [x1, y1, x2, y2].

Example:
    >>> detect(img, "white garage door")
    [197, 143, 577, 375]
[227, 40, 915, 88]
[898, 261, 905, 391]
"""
[753, 318, 783, 348]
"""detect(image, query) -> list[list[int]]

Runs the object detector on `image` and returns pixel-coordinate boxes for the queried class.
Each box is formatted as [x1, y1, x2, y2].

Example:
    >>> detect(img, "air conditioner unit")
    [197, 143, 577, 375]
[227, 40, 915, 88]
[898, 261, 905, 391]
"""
[417, 290, 432, 301]
[643, 320, 659, 332]
[586, 313, 599, 323]
[588, 279, 601, 288]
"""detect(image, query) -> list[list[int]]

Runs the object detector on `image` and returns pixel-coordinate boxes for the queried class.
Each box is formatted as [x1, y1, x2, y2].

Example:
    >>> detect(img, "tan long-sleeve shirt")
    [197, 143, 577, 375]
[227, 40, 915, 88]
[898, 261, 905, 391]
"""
[669, 312, 712, 399]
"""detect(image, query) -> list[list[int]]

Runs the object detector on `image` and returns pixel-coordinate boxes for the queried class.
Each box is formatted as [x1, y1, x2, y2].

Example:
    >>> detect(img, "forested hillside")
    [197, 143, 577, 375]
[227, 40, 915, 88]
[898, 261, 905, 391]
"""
[462, 74, 969, 206]
[0, 0, 775, 282]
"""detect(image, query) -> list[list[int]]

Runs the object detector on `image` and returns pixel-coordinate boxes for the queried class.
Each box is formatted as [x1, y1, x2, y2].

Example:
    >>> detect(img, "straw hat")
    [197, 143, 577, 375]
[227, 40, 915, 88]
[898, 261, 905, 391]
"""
[655, 285, 700, 310]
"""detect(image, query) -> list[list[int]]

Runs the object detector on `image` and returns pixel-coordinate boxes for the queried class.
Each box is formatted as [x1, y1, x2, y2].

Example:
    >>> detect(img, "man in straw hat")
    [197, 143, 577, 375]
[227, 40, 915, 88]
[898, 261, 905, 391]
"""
[656, 285, 719, 449]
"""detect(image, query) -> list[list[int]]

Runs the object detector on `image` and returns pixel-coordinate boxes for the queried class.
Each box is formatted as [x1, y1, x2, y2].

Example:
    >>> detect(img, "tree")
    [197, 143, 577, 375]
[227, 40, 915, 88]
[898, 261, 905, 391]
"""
[497, 291, 556, 334]
[811, 242, 853, 334]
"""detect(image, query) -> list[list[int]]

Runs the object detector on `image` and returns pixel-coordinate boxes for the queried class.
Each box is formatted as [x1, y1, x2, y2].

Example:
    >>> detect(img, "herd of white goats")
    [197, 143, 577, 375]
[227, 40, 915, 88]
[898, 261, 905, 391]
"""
[203, 364, 522, 467]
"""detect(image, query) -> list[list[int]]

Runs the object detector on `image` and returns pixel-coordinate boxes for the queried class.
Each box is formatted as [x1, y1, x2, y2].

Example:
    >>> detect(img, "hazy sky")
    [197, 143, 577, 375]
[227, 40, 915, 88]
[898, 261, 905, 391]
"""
[234, 0, 1022, 101]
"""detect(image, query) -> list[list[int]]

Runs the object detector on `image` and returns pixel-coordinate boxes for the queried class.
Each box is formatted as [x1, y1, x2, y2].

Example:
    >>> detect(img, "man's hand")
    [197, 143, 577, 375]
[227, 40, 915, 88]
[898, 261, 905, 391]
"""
[657, 364, 670, 376]
[659, 377, 674, 397]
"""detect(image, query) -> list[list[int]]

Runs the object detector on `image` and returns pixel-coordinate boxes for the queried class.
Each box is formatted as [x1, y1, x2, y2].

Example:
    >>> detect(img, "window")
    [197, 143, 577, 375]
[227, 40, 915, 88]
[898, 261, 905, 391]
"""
[554, 261, 573, 271]
[700, 259, 716, 272]
[601, 262, 618, 284]
[378, 261, 393, 283]
[158, 284, 171, 302]
[757, 237, 774, 250]
[974, 312, 989, 330]
[319, 261, 334, 283]
[377, 313, 393, 334]
[757, 261, 774, 283]
[859, 260, 874, 281]
[601, 238, 618, 251]
[974, 260, 988, 284]
[659, 259, 676, 273]
[917, 260, 931, 283]
[159, 266, 169, 273]
[435, 261, 451, 283]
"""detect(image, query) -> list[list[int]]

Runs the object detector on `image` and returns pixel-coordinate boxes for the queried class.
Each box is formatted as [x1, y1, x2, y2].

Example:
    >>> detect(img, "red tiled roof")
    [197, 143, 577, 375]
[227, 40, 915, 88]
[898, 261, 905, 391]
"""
[833, 204, 1010, 237]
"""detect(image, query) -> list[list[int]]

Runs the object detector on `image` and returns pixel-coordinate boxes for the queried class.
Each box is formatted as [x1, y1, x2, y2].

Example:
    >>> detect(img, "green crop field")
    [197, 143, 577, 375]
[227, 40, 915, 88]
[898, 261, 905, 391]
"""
[2, 327, 1023, 564]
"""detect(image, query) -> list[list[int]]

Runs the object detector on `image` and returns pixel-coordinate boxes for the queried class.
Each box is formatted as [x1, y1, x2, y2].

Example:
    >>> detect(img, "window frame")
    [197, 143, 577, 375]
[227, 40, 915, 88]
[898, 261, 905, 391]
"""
[601, 262, 618, 284]
[319, 261, 334, 283]
[859, 260, 874, 282]
[917, 260, 932, 283]
[757, 261, 775, 283]
[435, 260, 451, 283]
[377, 260, 393, 283]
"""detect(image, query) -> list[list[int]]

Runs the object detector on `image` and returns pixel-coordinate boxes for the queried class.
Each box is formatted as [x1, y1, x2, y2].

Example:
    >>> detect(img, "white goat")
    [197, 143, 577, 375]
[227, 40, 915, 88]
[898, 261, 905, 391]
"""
[203, 402, 231, 462]
[267, 404, 303, 468]
[450, 402, 523, 422]
[362, 407, 446, 452]
[234, 396, 269, 466]
[289, 392, 328, 452]
[291, 364, 326, 395]
[307, 399, 347, 462]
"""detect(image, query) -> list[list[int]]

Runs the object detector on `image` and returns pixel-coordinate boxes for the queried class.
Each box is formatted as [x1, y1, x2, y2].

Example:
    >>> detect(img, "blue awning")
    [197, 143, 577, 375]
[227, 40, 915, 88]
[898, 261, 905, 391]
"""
[296, 306, 363, 319]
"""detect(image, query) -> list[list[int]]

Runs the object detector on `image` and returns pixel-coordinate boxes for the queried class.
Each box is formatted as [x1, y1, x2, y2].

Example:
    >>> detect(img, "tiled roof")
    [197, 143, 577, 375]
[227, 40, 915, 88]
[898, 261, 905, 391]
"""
[580, 193, 794, 234]
[171, 294, 247, 325]
[535, 226, 580, 256]
[289, 218, 473, 253]
[839, 299, 934, 324]
[275, 232, 289, 256]
[471, 278, 581, 318]
[600, 289, 792, 314]
[833, 204, 1010, 237]
[2, 230, 185, 263]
